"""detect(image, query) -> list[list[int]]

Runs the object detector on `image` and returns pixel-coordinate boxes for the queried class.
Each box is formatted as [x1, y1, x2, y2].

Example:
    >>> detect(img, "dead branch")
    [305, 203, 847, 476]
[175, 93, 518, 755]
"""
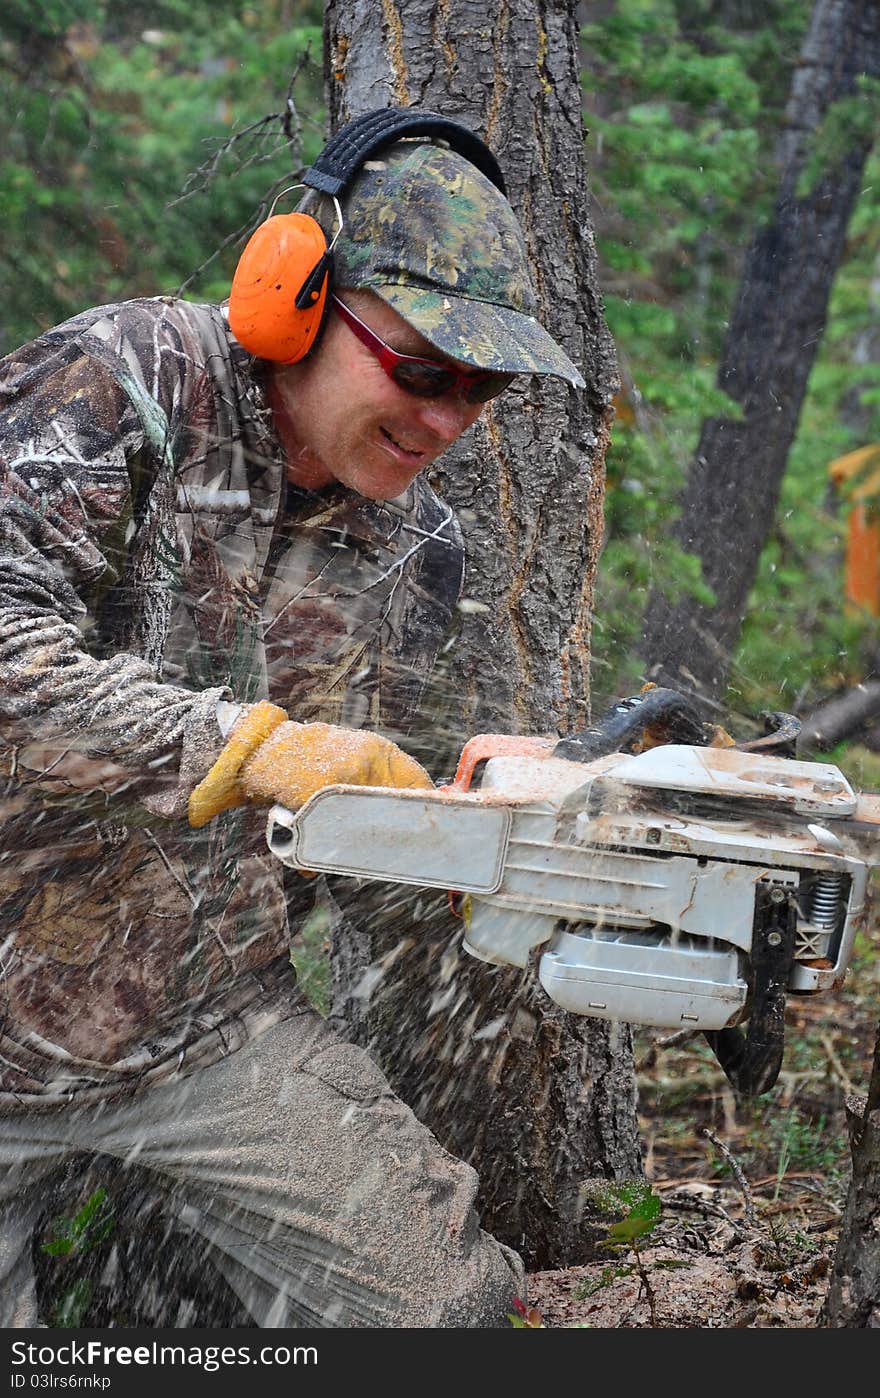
[818, 1030, 858, 1096]
[169, 53, 323, 295]
[704, 1129, 758, 1228]
[798, 680, 880, 755]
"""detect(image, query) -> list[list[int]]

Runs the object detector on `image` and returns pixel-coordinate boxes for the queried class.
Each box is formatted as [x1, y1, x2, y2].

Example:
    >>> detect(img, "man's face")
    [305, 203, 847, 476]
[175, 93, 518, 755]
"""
[268, 290, 486, 500]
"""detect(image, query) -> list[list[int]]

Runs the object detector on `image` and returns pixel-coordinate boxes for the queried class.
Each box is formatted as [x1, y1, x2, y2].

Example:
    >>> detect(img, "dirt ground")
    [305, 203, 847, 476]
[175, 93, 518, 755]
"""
[526, 1186, 836, 1328]
[522, 919, 880, 1328]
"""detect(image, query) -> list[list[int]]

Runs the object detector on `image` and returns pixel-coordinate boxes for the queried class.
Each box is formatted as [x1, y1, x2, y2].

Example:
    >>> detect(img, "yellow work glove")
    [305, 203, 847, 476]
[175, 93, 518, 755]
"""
[188, 700, 432, 828]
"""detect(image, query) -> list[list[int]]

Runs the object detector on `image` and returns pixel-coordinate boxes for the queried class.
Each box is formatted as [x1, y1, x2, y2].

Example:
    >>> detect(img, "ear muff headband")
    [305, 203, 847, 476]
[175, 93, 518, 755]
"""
[228, 107, 506, 365]
[302, 108, 506, 198]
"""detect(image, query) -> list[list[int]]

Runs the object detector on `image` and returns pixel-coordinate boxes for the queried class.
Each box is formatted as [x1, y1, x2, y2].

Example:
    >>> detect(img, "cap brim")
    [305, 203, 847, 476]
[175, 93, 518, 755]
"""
[370, 284, 586, 390]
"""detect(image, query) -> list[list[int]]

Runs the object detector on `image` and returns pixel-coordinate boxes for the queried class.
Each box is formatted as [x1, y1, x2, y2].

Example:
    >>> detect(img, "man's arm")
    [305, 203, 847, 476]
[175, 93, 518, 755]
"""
[0, 316, 230, 817]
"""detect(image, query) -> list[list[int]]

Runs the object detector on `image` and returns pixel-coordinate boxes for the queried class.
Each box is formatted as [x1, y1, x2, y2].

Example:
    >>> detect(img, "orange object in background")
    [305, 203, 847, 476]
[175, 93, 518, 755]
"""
[828, 445, 880, 617]
[844, 503, 880, 616]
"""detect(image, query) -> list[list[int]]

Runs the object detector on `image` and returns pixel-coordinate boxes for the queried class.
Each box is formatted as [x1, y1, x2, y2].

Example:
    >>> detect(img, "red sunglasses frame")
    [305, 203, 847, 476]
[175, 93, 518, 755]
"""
[331, 295, 514, 404]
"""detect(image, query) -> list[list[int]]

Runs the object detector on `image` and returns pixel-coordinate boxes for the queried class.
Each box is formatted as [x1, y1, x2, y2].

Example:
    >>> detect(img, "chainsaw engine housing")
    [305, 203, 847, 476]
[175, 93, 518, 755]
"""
[266, 744, 868, 1036]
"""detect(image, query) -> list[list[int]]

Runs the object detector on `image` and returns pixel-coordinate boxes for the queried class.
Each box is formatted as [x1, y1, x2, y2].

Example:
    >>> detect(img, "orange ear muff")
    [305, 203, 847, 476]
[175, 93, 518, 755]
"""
[228, 212, 331, 364]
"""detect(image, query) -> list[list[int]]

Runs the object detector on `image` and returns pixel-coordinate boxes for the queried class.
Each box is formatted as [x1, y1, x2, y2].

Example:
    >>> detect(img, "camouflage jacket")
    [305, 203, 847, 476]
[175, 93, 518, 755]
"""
[0, 297, 463, 1106]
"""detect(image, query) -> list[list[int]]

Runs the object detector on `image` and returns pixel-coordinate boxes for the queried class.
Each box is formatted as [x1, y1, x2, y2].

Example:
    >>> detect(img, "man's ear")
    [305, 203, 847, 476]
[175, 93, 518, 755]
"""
[229, 212, 332, 364]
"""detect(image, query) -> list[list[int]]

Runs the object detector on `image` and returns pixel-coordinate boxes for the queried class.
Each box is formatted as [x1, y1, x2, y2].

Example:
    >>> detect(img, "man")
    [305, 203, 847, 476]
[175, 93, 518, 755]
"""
[0, 119, 584, 1327]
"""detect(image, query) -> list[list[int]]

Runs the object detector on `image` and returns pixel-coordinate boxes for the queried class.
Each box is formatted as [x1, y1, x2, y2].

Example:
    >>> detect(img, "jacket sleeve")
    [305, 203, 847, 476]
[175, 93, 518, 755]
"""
[0, 310, 230, 818]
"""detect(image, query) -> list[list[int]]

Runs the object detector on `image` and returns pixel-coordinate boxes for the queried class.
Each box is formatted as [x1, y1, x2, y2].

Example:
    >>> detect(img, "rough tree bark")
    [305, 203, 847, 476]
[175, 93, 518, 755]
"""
[822, 1031, 880, 1326]
[322, 0, 642, 1269]
[640, 0, 880, 707]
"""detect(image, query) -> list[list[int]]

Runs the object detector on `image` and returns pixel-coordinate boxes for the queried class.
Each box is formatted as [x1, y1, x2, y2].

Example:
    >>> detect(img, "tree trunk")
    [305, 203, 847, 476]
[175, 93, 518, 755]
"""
[640, 0, 880, 707]
[821, 1030, 880, 1326]
[323, 0, 641, 1269]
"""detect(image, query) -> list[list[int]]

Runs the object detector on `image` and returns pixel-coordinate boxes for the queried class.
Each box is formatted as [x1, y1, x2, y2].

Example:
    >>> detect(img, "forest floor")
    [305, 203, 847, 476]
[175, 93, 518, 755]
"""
[524, 902, 880, 1329]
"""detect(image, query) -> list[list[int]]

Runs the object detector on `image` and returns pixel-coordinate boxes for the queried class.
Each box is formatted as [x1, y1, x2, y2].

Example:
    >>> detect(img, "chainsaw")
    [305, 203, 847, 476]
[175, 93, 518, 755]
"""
[266, 688, 880, 1096]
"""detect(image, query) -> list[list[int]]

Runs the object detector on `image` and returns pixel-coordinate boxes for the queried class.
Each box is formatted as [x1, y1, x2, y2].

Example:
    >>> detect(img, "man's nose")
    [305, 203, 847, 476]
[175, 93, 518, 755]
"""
[415, 392, 479, 443]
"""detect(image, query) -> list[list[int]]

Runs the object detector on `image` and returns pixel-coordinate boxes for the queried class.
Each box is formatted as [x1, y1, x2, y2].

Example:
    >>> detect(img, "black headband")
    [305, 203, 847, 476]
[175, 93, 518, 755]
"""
[303, 107, 507, 200]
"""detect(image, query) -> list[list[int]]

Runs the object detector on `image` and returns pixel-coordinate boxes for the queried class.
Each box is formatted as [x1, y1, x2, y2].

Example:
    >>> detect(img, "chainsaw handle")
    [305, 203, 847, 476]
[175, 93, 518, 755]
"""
[552, 687, 710, 762]
[450, 733, 555, 792]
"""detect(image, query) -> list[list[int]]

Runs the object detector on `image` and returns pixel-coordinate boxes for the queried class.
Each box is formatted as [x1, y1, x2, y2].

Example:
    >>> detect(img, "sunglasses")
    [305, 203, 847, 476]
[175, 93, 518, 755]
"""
[332, 295, 515, 404]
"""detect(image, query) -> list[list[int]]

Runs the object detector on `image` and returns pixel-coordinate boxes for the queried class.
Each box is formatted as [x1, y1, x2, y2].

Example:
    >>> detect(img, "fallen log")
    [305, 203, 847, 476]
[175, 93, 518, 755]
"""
[797, 681, 880, 755]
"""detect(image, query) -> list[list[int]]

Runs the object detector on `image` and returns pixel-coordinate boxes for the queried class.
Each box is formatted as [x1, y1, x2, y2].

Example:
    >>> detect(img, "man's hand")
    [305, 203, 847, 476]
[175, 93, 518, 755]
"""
[188, 701, 432, 828]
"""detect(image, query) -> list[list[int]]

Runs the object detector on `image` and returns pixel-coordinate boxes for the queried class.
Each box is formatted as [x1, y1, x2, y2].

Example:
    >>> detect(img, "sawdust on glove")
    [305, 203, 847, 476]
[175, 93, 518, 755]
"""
[189, 702, 432, 827]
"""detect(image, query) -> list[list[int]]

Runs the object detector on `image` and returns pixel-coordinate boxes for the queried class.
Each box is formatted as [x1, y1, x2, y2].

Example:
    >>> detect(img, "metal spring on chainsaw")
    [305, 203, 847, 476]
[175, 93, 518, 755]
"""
[806, 872, 845, 930]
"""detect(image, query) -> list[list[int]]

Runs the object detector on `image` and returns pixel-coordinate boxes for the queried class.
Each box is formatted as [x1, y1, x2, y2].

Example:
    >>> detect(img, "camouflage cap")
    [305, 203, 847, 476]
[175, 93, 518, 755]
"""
[299, 140, 585, 389]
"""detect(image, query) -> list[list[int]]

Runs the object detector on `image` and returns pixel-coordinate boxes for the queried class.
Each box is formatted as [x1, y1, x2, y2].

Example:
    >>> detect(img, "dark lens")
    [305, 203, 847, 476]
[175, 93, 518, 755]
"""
[464, 372, 516, 404]
[392, 361, 457, 397]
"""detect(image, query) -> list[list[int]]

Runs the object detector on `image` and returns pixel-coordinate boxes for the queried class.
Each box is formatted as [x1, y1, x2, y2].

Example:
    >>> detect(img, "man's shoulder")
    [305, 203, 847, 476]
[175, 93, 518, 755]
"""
[48, 295, 228, 349]
[1, 297, 234, 381]
[25, 297, 256, 414]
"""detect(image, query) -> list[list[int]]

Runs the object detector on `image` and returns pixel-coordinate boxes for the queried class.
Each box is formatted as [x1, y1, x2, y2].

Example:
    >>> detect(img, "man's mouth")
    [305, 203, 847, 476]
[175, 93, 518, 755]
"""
[380, 426, 426, 461]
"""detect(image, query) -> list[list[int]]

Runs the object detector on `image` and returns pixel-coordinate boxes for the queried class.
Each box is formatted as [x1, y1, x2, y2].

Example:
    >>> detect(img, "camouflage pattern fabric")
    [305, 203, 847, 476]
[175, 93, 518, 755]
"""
[299, 141, 586, 387]
[0, 297, 463, 1105]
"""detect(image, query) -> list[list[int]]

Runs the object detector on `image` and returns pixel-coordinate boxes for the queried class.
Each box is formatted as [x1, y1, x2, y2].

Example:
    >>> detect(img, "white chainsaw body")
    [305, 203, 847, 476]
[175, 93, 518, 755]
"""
[266, 744, 872, 1032]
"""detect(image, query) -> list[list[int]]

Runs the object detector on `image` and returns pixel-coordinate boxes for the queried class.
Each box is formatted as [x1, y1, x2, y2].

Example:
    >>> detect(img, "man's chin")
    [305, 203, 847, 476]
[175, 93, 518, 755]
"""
[356, 481, 415, 503]
[341, 458, 424, 501]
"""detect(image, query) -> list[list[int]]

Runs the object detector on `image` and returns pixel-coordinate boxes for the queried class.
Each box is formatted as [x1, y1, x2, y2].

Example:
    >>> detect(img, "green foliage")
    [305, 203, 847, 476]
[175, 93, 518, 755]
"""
[0, 0, 324, 351]
[571, 1182, 684, 1314]
[772, 1106, 845, 1184]
[756, 1218, 823, 1272]
[573, 1261, 639, 1300]
[585, 1, 880, 728]
[705, 1101, 849, 1201]
[833, 744, 880, 793]
[41, 1183, 115, 1258]
[730, 278, 880, 715]
[40, 1185, 116, 1328]
[593, 1180, 662, 1243]
[290, 898, 333, 1016]
[603, 1182, 662, 1244]
[51, 1278, 95, 1329]
[797, 78, 880, 196]
[583, 1, 796, 713]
